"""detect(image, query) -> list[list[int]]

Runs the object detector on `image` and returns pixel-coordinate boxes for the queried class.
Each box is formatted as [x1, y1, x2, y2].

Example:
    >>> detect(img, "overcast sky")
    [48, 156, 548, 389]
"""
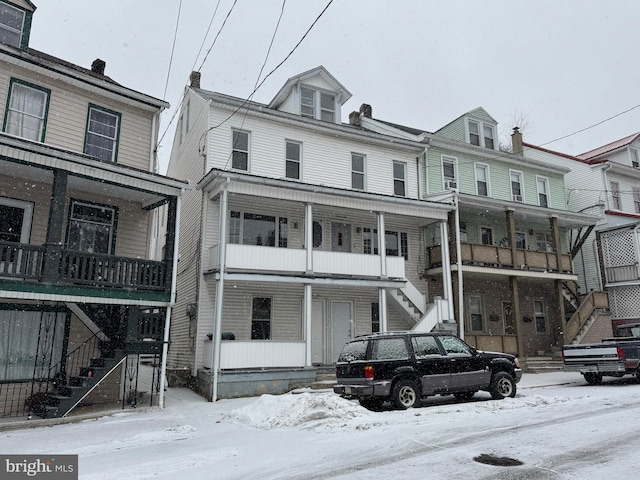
[29, 0, 640, 173]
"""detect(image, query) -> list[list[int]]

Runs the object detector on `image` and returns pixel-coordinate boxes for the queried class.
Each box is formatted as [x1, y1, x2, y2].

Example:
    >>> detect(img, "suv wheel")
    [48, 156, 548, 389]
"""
[583, 372, 603, 385]
[392, 379, 419, 409]
[489, 372, 516, 399]
[359, 397, 384, 411]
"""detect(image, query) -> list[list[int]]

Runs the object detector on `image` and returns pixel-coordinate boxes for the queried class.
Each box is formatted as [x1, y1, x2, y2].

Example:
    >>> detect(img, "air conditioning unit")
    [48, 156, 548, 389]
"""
[445, 180, 457, 190]
[513, 194, 523, 202]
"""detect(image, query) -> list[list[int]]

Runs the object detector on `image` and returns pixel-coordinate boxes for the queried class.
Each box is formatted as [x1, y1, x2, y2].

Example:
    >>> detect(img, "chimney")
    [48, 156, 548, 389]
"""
[349, 111, 360, 126]
[91, 59, 106, 76]
[511, 127, 523, 155]
[359, 103, 372, 118]
[190, 71, 201, 89]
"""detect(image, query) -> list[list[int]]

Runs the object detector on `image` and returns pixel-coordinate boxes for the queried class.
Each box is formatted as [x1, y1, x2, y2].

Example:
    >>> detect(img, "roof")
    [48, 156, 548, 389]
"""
[268, 65, 352, 109]
[523, 142, 592, 164]
[27, 48, 121, 86]
[577, 132, 640, 160]
[369, 118, 428, 136]
[435, 106, 497, 134]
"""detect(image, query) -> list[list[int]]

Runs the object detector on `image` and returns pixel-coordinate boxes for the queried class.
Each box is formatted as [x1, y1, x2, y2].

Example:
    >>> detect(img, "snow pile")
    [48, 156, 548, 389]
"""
[223, 392, 373, 430]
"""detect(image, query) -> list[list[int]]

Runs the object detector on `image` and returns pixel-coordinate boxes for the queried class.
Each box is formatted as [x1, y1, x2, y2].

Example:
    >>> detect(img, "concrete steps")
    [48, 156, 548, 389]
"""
[522, 356, 564, 374]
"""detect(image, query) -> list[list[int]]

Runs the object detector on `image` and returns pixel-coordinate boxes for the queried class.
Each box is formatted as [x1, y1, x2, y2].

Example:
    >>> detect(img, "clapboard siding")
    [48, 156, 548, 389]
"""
[0, 60, 154, 171]
[436, 117, 465, 141]
[205, 109, 421, 199]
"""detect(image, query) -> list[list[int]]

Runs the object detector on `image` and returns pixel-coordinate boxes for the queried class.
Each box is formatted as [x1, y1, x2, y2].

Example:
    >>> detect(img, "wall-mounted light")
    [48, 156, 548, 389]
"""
[293, 222, 299, 229]
[356, 227, 362, 233]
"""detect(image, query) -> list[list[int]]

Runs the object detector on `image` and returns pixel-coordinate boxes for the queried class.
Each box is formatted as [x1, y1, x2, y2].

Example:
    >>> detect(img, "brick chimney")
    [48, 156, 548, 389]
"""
[511, 127, 523, 155]
[359, 103, 372, 118]
[190, 71, 201, 89]
[91, 59, 106, 76]
[349, 111, 360, 126]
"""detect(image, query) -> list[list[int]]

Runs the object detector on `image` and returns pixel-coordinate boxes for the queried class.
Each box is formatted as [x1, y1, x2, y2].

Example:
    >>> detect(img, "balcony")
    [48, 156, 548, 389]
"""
[427, 243, 572, 273]
[0, 241, 168, 296]
[209, 244, 405, 279]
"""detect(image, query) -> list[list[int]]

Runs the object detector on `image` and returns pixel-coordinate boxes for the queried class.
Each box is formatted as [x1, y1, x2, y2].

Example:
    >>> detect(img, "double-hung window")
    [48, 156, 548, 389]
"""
[443, 156, 457, 190]
[67, 200, 117, 254]
[300, 86, 335, 122]
[393, 161, 406, 196]
[468, 120, 480, 146]
[467, 118, 496, 149]
[363, 228, 408, 260]
[483, 125, 495, 149]
[534, 299, 547, 333]
[4, 79, 49, 142]
[536, 176, 549, 208]
[352, 153, 366, 190]
[510, 171, 524, 202]
[475, 163, 489, 196]
[632, 148, 640, 168]
[231, 129, 249, 171]
[469, 295, 484, 332]
[633, 187, 640, 214]
[285, 141, 301, 179]
[251, 297, 271, 340]
[84, 105, 121, 162]
[610, 181, 621, 210]
[0, 2, 26, 48]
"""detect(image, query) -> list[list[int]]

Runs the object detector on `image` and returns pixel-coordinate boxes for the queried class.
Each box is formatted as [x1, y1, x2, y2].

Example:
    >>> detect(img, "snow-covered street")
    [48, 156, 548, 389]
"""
[2, 372, 640, 479]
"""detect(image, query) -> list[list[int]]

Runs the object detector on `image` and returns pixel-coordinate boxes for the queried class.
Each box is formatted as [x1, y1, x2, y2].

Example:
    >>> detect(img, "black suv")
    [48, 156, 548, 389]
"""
[334, 332, 522, 410]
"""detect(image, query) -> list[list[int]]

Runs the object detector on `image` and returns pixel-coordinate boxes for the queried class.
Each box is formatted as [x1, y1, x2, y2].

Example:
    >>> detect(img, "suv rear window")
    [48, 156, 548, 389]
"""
[338, 339, 368, 362]
[372, 337, 409, 360]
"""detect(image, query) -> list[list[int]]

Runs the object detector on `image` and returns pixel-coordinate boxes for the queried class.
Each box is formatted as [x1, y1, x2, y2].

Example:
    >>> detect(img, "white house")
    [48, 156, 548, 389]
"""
[165, 67, 457, 399]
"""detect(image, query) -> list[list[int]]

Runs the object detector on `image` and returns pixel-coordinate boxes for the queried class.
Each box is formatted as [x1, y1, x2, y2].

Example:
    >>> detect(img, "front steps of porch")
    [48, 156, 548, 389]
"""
[521, 355, 564, 374]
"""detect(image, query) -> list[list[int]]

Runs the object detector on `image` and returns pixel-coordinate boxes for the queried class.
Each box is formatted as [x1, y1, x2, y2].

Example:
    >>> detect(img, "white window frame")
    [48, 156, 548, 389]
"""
[633, 187, 640, 214]
[0, 196, 33, 244]
[5, 79, 49, 142]
[631, 148, 640, 168]
[393, 160, 407, 196]
[533, 299, 547, 333]
[466, 118, 497, 150]
[474, 163, 490, 196]
[442, 155, 457, 190]
[299, 85, 336, 123]
[468, 295, 484, 332]
[536, 175, 550, 208]
[231, 129, 250, 171]
[285, 140, 302, 180]
[351, 153, 366, 190]
[510, 170, 524, 202]
[0, 2, 25, 48]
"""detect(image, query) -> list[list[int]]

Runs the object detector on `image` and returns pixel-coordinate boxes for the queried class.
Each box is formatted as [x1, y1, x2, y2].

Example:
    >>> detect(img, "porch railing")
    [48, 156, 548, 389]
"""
[428, 243, 572, 272]
[563, 290, 610, 344]
[0, 241, 167, 292]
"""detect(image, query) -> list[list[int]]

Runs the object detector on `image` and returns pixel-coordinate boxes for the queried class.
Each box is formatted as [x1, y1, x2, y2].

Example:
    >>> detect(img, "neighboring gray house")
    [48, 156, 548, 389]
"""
[165, 67, 458, 400]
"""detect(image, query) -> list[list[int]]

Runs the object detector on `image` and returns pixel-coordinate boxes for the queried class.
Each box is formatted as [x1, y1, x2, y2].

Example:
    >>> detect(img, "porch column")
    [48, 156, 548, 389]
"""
[550, 215, 562, 272]
[212, 180, 229, 402]
[510, 276, 525, 358]
[379, 287, 388, 332]
[442, 215, 456, 327]
[164, 197, 178, 294]
[305, 203, 313, 273]
[42, 170, 68, 283]
[505, 208, 517, 268]
[554, 279, 565, 347]
[377, 212, 386, 277]
[304, 284, 312, 366]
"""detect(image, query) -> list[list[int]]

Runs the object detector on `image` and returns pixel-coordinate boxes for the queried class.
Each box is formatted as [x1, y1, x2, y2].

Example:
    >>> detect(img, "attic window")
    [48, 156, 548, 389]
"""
[300, 86, 335, 122]
[0, 1, 25, 48]
[467, 118, 496, 150]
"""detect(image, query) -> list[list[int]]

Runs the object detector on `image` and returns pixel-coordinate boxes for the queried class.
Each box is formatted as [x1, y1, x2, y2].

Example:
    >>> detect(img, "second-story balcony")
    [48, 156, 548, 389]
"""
[427, 243, 572, 275]
[208, 243, 406, 280]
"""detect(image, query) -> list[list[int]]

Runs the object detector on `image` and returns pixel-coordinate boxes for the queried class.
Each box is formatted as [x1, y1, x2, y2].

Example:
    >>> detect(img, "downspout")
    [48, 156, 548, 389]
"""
[150, 110, 160, 173]
[159, 191, 183, 408]
[212, 178, 230, 402]
[454, 192, 464, 338]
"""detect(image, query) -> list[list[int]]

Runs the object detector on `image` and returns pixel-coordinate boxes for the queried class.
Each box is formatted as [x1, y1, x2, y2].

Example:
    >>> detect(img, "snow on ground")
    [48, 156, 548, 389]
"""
[2, 371, 640, 479]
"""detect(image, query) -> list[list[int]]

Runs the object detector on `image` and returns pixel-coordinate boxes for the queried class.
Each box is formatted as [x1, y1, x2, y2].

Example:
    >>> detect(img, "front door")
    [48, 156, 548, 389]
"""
[331, 222, 351, 252]
[311, 300, 325, 364]
[331, 301, 352, 363]
[0, 198, 33, 275]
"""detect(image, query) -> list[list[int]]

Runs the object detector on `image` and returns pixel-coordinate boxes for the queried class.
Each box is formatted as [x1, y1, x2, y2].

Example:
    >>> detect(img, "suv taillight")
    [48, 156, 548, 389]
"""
[364, 365, 374, 380]
[617, 347, 625, 360]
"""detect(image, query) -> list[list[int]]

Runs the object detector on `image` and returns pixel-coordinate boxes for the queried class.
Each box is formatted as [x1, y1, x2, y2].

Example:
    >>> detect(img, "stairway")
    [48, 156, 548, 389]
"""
[522, 355, 564, 374]
[29, 350, 126, 419]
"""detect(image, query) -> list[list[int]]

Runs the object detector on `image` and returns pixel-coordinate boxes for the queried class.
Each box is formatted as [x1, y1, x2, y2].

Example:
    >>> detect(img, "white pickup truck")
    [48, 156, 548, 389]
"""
[562, 323, 640, 385]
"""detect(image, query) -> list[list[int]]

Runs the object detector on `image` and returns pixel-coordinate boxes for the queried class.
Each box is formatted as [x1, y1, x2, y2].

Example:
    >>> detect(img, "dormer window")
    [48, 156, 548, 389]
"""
[0, 1, 28, 48]
[300, 86, 335, 122]
[631, 148, 640, 168]
[467, 118, 496, 150]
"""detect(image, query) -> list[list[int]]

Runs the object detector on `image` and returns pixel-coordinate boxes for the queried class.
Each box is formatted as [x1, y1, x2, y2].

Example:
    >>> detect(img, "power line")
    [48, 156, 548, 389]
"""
[162, 0, 183, 101]
[195, 0, 239, 73]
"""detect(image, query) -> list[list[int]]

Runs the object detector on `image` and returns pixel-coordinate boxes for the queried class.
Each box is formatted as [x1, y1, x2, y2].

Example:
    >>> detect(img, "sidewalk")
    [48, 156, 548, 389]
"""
[518, 371, 585, 389]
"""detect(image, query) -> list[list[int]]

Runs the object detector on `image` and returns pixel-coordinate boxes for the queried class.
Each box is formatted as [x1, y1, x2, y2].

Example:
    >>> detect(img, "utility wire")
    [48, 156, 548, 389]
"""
[162, 0, 183, 101]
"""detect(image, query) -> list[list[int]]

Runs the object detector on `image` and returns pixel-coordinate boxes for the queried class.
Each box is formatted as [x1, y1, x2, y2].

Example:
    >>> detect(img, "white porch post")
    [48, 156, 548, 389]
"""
[305, 203, 313, 273]
[378, 212, 386, 277]
[212, 179, 229, 402]
[454, 193, 464, 339]
[379, 287, 388, 332]
[304, 284, 312, 366]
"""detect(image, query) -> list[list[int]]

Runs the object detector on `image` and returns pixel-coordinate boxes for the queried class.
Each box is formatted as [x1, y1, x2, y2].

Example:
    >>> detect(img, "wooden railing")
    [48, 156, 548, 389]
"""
[0, 241, 167, 292]
[428, 243, 572, 272]
[563, 290, 610, 344]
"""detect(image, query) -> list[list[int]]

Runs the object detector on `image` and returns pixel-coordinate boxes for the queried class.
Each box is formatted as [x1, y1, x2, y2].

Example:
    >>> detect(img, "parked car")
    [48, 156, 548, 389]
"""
[562, 322, 640, 385]
[334, 331, 522, 410]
